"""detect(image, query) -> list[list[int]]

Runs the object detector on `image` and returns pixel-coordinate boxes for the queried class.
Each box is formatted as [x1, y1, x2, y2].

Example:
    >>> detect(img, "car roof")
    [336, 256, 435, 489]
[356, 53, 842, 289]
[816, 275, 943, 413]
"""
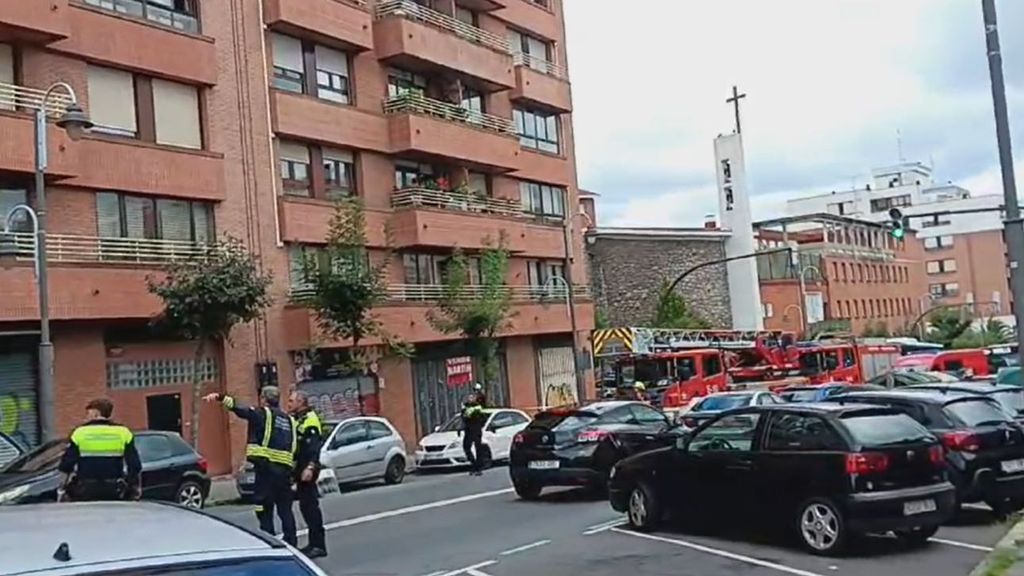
[833, 389, 987, 405]
[326, 416, 394, 426]
[578, 401, 637, 413]
[1, 502, 288, 575]
[906, 382, 1014, 393]
[733, 403, 898, 416]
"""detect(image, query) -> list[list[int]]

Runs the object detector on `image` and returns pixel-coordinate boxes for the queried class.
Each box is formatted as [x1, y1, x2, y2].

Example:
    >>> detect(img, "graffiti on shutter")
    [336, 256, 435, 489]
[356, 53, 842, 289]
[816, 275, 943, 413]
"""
[539, 347, 577, 409]
[0, 353, 39, 449]
[413, 353, 509, 436]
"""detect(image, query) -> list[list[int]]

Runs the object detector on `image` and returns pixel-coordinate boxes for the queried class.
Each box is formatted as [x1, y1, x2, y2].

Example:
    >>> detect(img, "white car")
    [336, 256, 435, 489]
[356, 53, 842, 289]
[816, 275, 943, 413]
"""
[415, 409, 531, 469]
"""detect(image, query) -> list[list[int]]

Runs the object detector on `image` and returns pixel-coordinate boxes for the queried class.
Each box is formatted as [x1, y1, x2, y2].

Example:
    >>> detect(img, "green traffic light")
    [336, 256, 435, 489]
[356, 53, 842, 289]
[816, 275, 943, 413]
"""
[891, 227, 905, 240]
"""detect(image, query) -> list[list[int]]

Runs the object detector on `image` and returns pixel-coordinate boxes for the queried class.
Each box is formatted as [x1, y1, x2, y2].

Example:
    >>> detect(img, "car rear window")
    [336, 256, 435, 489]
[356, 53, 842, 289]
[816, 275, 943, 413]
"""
[840, 412, 933, 447]
[991, 390, 1024, 416]
[694, 394, 753, 412]
[781, 390, 819, 402]
[528, 411, 598, 431]
[946, 399, 1013, 427]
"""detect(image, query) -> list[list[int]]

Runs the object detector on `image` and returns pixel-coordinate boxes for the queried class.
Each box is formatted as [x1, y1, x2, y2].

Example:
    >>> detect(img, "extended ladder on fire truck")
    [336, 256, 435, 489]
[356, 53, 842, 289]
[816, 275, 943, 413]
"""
[592, 327, 792, 357]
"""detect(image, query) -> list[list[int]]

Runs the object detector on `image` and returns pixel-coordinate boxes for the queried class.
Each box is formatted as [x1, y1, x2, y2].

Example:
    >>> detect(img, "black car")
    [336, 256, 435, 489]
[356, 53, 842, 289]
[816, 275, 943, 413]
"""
[830, 390, 1024, 514]
[903, 383, 1024, 422]
[509, 401, 676, 500]
[779, 383, 886, 403]
[608, 404, 955, 555]
[0, 430, 211, 508]
[868, 370, 958, 388]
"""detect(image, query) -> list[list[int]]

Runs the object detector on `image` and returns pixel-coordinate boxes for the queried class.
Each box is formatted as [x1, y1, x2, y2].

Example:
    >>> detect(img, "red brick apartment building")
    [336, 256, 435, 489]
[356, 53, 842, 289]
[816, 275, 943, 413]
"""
[0, 0, 591, 474]
[755, 215, 928, 336]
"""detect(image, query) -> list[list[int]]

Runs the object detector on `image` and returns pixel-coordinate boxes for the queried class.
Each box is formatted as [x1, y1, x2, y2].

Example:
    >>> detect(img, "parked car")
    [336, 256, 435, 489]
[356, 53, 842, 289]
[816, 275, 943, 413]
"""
[779, 383, 885, 403]
[868, 370, 959, 388]
[509, 401, 676, 500]
[829, 390, 1024, 514]
[608, 404, 955, 555]
[677, 391, 784, 429]
[997, 366, 1022, 387]
[0, 432, 26, 470]
[416, 409, 531, 469]
[0, 431, 210, 508]
[903, 383, 1024, 422]
[1, 501, 327, 576]
[893, 350, 991, 378]
[238, 416, 405, 500]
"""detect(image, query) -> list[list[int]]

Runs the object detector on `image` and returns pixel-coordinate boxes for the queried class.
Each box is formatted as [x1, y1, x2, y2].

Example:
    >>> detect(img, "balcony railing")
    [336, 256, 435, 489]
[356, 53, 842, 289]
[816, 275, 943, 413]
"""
[383, 92, 516, 136]
[290, 282, 590, 302]
[0, 81, 73, 116]
[375, 0, 512, 54]
[80, 0, 200, 34]
[512, 52, 567, 79]
[1, 232, 211, 265]
[392, 186, 523, 217]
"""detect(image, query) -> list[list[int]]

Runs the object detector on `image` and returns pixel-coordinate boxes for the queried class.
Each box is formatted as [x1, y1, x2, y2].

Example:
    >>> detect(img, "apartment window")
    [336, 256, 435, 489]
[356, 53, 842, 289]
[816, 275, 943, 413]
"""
[466, 172, 489, 196]
[402, 253, 467, 285]
[388, 68, 427, 98]
[870, 195, 911, 213]
[508, 29, 552, 71]
[0, 186, 31, 232]
[520, 181, 565, 218]
[152, 79, 202, 149]
[96, 192, 214, 243]
[279, 141, 311, 197]
[926, 259, 957, 275]
[394, 161, 434, 189]
[288, 244, 320, 288]
[526, 260, 565, 286]
[271, 33, 352, 105]
[271, 34, 304, 93]
[83, 0, 200, 34]
[455, 5, 477, 25]
[461, 88, 485, 114]
[87, 65, 138, 137]
[323, 148, 355, 199]
[0, 44, 13, 111]
[513, 108, 559, 153]
[315, 45, 350, 104]
[763, 303, 774, 319]
[924, 235, 954, 251]
[930, 282, 960, 298]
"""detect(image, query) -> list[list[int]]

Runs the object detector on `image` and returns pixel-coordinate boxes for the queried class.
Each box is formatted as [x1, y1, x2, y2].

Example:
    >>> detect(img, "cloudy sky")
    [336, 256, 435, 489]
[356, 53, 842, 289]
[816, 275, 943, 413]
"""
[563, 0, 1024, 227]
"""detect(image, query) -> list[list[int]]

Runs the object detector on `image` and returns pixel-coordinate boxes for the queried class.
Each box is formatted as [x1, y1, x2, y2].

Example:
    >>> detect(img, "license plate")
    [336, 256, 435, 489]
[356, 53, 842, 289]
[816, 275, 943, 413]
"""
[1002, 459, 1024, 474]
[903, 499, 937, 516]
[528, 461, 560, 470]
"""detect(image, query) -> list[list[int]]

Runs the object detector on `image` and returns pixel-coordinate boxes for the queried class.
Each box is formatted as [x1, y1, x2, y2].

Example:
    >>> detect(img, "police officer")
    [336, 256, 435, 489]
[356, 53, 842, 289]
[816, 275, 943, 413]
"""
[288, 391, 327, 558]
[205, 387, 298, 546]
[58, 398, 142, 502]
[461, 392, 486, 476]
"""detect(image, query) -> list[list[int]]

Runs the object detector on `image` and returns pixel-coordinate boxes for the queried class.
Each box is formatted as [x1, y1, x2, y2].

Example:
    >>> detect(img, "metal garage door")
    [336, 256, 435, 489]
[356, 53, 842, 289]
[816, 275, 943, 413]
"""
[538, 346, 577, 409]
[412, 352, 509, 437]
[0, 352, 39, 449]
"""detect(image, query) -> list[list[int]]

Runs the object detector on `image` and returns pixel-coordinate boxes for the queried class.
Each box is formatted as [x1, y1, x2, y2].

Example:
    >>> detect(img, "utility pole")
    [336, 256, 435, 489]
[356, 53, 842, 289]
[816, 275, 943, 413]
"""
[981, 0, 1024, 367]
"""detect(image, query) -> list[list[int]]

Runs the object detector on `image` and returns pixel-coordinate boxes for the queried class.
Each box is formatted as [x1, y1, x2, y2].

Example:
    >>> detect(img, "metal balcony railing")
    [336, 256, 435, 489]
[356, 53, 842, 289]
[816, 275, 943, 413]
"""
[375, 0, 512, 54]
[1, 232, 212, 265]
[391, 186, 523, 217]
[383, 92, 516, 136]
[512, 52, 567, 79]
[0, 81, 73, 116]
[289, 283, 590, 302]
[80, 0, 200, 34]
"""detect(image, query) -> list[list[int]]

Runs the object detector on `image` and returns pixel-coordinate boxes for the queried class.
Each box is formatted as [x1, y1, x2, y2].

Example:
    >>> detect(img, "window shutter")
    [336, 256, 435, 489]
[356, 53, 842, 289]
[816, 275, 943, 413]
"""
[272, 33, 304, 72]
[96, 192, 123, 237]
[467, 173, 488, 196]
[87, 65, 137, 136]
[279, 141, 311, 163]
[152, 79, 202, 149]
[124, 197, 155, 239]
[0, 44, 12, 111]
[156, 199, 192, 241]
[322, 147, 353, 163]
[315, 45, 349, 77]
[192, 202, 213, 243]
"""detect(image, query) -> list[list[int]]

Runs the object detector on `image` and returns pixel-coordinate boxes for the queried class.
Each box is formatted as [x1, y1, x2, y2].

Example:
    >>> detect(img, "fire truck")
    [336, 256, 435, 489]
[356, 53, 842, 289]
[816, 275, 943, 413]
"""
[592, 327, 901, 410]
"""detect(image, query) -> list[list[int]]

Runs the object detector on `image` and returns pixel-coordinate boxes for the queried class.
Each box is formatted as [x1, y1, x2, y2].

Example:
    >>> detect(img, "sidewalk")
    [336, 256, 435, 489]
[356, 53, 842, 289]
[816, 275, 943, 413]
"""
[971, 515, 1024, 576]
[207, 475, 241, 506]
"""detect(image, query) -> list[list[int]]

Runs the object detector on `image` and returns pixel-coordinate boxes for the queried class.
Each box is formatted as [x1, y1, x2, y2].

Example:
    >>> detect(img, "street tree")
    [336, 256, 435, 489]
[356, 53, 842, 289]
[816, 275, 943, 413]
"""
[925, 308, 973, 347]
[298, 199, 412, 375]
[952, 318, 1014, 349]
[861, 321, 891, 338]
[429, 235, 513, 386]
[652, 280, 709, 329]
[147, 237, 273, 447]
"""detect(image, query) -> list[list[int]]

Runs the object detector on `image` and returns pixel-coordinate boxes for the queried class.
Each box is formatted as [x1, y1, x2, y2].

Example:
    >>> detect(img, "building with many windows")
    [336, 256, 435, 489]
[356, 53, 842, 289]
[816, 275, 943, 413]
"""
[0, 0, 590, 473]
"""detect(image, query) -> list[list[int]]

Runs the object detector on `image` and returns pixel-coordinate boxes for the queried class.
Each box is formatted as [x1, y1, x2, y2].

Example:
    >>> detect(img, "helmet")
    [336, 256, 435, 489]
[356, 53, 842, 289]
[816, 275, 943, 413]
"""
[474, 382, 484, 392]
[633, 381, 646, 392]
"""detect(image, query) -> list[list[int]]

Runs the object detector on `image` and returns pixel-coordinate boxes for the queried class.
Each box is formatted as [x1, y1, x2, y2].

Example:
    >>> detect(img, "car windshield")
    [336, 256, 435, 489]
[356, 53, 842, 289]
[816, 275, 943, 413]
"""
[528, 411, 598, 431]
[947, 398, 1014, 427]
[1, 440, 66, 474]
[106, 558, 313, 575]
[618, 358, 671, 386]
[780, 389, 819, 402]
[841, 413, 933, 447]
[693, 394, 753, 412]
[992, 390, 1024, 415]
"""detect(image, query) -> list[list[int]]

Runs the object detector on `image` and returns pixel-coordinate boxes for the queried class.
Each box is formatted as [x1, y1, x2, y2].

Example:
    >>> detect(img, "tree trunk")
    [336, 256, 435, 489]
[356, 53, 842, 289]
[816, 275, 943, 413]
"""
[190, 339, 206, 449]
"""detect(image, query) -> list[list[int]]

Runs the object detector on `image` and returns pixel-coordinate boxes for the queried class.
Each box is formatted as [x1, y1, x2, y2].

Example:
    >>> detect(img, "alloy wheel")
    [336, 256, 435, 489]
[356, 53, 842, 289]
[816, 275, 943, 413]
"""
[178, 483, 204, 509]
[628, 487, 648, 527]
[800, 503, 839, 551]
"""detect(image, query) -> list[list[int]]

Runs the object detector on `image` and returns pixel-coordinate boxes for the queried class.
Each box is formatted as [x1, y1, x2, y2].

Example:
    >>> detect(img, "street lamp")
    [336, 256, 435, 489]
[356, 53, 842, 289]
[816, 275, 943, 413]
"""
[31, 82, 92, 442]
[797, 264, 823, 331]
[560, 213, 585, 402]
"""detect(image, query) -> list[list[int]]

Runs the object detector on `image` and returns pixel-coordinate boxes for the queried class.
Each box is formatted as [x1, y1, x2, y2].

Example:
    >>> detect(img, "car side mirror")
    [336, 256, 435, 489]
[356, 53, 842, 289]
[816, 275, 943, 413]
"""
[433, 425, 441, 433]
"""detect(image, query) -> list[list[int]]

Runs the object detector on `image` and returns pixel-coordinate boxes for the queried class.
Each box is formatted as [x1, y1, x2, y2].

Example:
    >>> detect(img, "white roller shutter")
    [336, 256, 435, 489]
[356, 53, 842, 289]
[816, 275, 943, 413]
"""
[538, 347, 576, 409]
[0, 352, 40, 451]
[87, 65, 137, 136]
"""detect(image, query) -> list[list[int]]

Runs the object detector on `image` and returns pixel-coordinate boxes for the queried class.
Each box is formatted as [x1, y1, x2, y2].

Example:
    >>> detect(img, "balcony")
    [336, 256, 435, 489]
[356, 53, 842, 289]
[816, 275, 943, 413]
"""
[278, 196, 390, 246]
[0, 82, 79, 178]
[0, 233, 209, 321]
[264, 0, 373, 52]
[374, 0, 514, 91]
[510, 52, 572, 113]
[390, 186, 566, 256]
[0, 0, 70, 43]
[384, 93, 519, 171]
[271, 90, 389, 153]
[290, 283, 589, 303]
[494, 0, 560, 41]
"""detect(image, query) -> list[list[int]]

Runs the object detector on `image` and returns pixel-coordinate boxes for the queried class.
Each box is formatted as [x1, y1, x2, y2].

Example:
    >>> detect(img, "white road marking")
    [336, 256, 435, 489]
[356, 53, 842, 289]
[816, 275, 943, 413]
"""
[610, 528, 827, 576]
[928, 537, 994, 552]
[466, 570, 495, 576]
[583, 520, 627, 535]
[420, 572, 446, 576]
[283, 488, 514, 538]
[500, 539, 551, 556]
[437, 560, 497, 576]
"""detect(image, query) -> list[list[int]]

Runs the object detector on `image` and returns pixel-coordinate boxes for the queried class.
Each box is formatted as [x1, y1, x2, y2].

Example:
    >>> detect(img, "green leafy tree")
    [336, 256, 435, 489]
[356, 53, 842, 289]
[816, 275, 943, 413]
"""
[300, 199, 411, 374]
[952, 318, 1014, 349]
[651, 280, 709, 329]
[595, 307, 611, 329]
[429, 235, 514, 386]
[148, 237, 273, 447]
[861, 321, 891, 338]
[925, 308, 973, 347]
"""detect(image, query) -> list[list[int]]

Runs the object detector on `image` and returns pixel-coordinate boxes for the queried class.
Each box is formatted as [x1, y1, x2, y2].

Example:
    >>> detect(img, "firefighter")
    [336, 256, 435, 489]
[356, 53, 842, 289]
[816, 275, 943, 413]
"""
[288, 390, 327, 558]
[204, 387, 298, 546]
[633, 381, 648, 402]
[58, 398, 142, 502]
[461, 392, 487, 476]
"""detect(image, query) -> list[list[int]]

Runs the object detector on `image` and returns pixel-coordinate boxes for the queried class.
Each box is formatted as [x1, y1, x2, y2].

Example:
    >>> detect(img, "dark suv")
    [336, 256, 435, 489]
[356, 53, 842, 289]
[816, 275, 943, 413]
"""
[608, 404, 955, 555]
[831, 390, 1024, 515]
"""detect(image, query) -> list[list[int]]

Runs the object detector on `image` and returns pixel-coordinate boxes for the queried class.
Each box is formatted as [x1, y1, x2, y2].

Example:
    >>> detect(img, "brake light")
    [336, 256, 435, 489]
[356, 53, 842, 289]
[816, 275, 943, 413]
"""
[577, 429, 611, 443]
[942, 431, 980, 452]
[197, 456, 208, 474]
[928, 445, 946, 466]
[845, 452, 889, 475]
[513, 432, 525, 445]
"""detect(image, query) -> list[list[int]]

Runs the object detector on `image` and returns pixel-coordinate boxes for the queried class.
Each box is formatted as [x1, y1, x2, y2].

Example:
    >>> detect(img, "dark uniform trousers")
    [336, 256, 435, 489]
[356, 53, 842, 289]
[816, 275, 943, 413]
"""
[295, 409, 326, 551]
[254, 462, 297, 545]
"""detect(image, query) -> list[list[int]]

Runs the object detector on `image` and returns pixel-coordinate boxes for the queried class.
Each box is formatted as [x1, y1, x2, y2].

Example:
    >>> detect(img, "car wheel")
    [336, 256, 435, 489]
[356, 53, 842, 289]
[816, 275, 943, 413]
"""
[513, 479, 542, 500]
[795, 497, 847, 555]
[176, 480, 206, 509]
[384, 456, 406, 485]
[627, 481, 661, 532]
[896, 524, 939, 547]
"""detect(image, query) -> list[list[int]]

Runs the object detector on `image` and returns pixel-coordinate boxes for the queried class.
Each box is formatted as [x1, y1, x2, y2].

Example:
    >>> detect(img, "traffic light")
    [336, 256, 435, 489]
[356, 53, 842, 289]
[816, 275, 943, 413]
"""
[887, 208, 906, 240]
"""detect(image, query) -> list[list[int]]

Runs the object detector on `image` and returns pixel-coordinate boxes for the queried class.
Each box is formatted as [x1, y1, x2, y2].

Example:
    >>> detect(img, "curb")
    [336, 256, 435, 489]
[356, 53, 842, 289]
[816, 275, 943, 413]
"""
[970, 515, 1024, 576]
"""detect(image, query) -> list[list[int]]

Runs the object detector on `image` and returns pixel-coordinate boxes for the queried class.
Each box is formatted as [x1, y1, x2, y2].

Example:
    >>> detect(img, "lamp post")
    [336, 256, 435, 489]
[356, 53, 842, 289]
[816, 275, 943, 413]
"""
[560, 215, 584, 402]
[797, 264, 823, 332]
[31, 82, 92, 442]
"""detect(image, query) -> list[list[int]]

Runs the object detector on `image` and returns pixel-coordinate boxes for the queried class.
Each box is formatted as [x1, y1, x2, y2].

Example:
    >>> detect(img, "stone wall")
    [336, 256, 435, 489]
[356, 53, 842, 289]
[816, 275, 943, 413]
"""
[586, 235, 733, 328]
